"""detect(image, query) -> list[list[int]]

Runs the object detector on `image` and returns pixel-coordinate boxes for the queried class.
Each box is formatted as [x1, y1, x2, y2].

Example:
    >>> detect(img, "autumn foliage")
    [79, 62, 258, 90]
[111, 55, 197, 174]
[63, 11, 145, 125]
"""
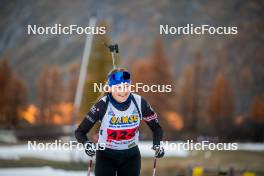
[0, 59, 27, 128]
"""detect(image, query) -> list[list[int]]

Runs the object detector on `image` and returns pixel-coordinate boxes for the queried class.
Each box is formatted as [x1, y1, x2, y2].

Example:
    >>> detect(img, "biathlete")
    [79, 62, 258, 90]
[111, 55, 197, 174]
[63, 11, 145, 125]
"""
[75, 67, 164, 176]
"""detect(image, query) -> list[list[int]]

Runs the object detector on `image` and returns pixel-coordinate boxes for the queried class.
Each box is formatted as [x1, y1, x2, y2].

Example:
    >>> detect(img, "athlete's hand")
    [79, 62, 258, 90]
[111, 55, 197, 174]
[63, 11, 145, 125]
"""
[152, 145, 165, 158]
[84, 141, 96, 157]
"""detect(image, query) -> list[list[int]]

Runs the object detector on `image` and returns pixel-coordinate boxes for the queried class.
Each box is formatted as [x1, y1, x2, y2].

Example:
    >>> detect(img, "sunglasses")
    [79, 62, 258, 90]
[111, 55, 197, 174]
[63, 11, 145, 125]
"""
[108, 71, 131, 86]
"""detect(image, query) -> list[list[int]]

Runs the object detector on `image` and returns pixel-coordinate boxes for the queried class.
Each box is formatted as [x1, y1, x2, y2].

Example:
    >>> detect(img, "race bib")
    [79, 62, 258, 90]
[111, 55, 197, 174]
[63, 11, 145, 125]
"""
[107, 127, 138, 141]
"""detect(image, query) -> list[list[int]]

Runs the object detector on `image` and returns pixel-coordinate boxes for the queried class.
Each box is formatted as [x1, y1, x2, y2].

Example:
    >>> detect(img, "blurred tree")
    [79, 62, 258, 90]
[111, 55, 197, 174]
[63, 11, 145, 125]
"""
[192, 52, 203, 132]
[208, 73, 235, 139]
[178, 65, 195, 131]
[0, 59, 27, 128]
[250, 96, 264, 123]
[0, 60, 12, 127]
[131, 38, 177, 139]
[148, 38, 175, 114]
[7, 75, 27, 127]
[178, 52, 205, 133]
[36, 65, 64, 125]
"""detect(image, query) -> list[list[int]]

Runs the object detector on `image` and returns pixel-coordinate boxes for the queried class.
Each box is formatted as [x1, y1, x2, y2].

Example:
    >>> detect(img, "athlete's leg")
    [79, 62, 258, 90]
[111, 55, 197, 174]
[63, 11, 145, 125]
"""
[95, 150, 116, 176]
[117, 150, 141, 176]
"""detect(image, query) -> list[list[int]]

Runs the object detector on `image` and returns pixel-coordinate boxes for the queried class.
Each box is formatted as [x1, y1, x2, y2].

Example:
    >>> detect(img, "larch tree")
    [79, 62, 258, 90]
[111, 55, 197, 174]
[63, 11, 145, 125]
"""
[208, 73, 235, 138]
[250, 96, 264, 123]
[177, 52, 205, 133]
[131, 38, 177, 139]
[36, 65, 64, 125]
[0, 59, 27, 128]
[178, 65, 195, 131]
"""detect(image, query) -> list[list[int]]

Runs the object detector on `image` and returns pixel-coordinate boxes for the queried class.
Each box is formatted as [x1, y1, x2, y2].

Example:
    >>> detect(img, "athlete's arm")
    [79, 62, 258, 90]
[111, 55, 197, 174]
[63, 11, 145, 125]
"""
[74, 100, 106, 144]
[141, 97, 163, 146]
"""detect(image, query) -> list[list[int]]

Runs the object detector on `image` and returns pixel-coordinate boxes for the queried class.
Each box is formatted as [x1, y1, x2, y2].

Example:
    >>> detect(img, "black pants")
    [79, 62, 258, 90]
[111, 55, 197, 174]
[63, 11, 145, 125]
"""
[95, 146, 141, 176]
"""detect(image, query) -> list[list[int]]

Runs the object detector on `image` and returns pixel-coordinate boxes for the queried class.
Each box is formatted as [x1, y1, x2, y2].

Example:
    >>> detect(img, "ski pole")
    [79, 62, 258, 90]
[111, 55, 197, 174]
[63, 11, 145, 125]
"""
[152, 157, 157, 176]
[104, 43, 119, 69]
[87, 159, 92, 176]
[111, 52, 116, 69]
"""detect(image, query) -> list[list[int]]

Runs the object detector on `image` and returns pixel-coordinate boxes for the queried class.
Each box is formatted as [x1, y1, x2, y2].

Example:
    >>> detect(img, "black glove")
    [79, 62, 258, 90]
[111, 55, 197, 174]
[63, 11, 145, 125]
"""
[84, 141, 96, 157]
[152, 145, 165, 158]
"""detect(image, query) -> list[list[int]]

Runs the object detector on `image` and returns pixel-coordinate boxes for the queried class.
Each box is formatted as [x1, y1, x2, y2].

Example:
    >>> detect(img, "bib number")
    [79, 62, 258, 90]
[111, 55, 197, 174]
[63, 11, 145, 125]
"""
[107, 127, 138, 141]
